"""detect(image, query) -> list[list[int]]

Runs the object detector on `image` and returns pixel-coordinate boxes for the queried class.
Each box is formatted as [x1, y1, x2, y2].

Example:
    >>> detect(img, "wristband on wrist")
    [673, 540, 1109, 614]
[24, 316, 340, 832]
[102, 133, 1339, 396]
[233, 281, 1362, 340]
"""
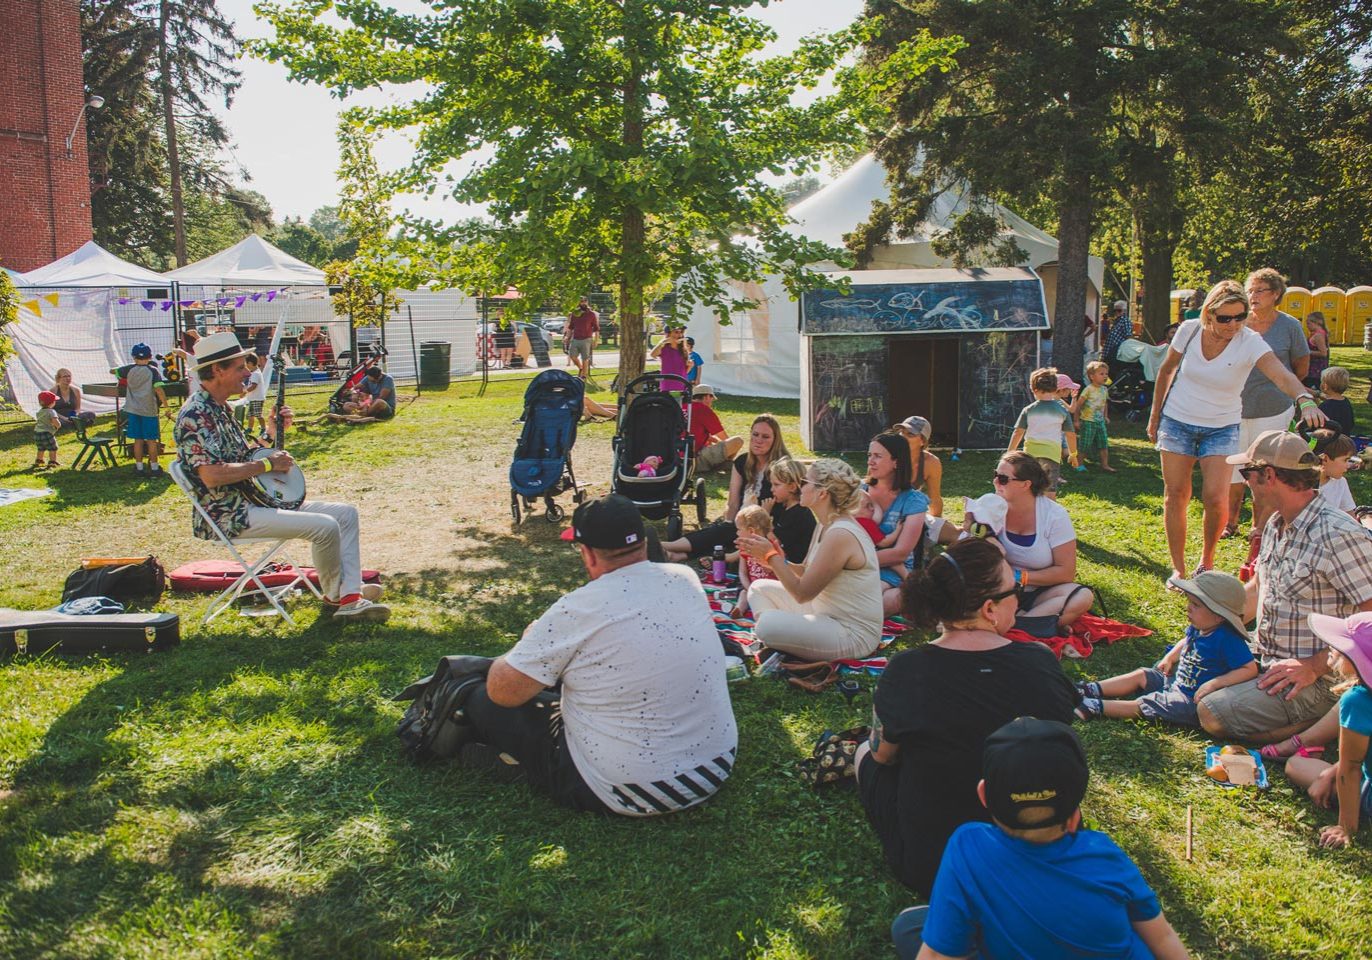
[1013, 567, 1023, 585]
[763, 548, 781, 564]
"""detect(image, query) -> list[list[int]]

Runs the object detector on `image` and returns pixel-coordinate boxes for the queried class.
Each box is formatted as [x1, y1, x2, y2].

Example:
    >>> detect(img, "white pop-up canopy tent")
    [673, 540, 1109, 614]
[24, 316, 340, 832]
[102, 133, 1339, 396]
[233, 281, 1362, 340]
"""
[4, 242, 171, 415]
[686, 154, 1106, 399]
[165, 234, 326, 286]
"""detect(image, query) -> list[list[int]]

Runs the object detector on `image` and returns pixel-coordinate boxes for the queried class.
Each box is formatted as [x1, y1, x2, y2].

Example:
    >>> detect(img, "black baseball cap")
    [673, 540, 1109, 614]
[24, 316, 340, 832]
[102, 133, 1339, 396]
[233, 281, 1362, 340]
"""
[559, 494, 646, 549]
[982, 717, 1088, 830]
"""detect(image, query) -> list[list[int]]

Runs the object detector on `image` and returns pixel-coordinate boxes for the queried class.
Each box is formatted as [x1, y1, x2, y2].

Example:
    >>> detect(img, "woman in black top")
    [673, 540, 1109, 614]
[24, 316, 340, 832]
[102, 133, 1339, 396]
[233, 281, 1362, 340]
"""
[661, 415, 792, 560]
[855, 537, 1079, 895]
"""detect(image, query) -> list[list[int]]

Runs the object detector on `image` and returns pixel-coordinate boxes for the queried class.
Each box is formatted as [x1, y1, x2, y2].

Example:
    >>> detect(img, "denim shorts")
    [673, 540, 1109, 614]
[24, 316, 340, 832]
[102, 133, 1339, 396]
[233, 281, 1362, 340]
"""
[1155, 414, 1240, 459]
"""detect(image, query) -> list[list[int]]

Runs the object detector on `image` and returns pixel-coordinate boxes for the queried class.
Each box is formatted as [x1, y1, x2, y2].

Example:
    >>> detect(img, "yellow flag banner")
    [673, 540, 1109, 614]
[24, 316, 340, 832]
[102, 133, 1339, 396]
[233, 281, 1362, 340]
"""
[21, 299, 42, 317]
[41, 292, 60, 307]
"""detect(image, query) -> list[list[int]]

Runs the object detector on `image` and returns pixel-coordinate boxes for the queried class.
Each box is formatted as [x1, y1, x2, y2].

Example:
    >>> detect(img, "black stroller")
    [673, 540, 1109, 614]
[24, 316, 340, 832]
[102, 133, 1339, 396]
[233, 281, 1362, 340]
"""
[1108, 339, 1157, 423]
[509, 370, 586, 523]
[611, 373, 707, 539]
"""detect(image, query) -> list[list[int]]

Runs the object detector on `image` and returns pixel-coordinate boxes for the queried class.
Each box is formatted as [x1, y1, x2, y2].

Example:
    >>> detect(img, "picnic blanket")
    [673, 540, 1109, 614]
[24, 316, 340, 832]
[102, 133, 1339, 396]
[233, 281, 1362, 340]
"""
[701, 577, 906, 669]
[1006, 612, 1152, 660]
[0, 488, 53, 508]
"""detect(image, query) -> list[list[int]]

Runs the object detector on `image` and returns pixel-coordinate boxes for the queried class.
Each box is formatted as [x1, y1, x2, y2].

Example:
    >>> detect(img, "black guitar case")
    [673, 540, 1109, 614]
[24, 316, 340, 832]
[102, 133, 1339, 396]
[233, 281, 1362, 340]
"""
[0, 608, 180, 656]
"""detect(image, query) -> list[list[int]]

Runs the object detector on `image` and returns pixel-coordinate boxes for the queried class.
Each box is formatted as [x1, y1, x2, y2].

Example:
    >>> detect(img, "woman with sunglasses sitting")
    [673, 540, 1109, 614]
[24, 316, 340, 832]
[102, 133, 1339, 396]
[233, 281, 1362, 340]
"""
[854, 537, 1079, 896]
[1147, 279, 1324, 582]
[993, 452, 1093, 634]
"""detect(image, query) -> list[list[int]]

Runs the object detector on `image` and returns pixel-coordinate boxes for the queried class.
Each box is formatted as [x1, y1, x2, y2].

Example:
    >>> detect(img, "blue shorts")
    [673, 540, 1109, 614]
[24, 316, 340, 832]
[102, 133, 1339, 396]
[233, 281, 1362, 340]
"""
[125, 412, 161, 442]
[1137, 680, 1200, 726]
[880, 567, 905, 588]
[1155, 414, 1240, 459]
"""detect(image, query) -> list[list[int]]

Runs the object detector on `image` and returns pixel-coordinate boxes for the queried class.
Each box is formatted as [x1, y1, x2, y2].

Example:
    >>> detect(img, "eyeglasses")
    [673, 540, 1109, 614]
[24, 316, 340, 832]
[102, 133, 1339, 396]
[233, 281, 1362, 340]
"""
[992, 472, 1022, 485]
[1238, 464, 1268, 479]
[1213, 311, 1247, 324]
[986, 584, 1024, 604]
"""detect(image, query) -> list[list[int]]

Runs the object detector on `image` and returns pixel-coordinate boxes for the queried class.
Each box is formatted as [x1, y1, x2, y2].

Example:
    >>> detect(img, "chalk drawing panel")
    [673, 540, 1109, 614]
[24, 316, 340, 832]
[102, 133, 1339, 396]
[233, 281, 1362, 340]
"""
[809, 337, 889, 452]
[801, 279, 1048, 335]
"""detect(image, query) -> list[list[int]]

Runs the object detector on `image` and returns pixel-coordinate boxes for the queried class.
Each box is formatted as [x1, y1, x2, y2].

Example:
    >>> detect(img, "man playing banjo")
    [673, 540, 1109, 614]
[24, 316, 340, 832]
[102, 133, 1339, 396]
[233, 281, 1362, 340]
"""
[174, 332, 390, 622]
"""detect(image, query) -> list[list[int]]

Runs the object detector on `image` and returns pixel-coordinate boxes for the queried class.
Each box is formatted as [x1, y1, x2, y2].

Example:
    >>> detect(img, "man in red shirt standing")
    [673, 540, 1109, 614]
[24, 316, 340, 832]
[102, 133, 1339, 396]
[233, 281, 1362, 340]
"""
[565, 297, 600, 380]
[688, 384, 743, 473]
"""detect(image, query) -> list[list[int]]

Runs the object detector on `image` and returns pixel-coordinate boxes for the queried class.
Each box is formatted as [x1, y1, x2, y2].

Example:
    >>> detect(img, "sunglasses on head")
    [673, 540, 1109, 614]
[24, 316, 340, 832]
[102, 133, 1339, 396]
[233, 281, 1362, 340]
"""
[1213, 310, 1247, 324]
[986, 584, 1024, 604]
[992, 472, 1021, 485]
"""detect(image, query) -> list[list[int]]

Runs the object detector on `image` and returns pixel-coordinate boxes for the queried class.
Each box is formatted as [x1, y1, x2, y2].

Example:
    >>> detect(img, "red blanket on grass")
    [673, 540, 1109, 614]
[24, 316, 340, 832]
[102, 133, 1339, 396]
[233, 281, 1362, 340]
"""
[1006, 612, 1152, 660]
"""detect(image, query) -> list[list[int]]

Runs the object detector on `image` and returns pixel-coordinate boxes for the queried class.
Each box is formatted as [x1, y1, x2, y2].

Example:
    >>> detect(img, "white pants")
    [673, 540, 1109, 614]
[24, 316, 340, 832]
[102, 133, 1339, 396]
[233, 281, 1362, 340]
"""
[1231, 407, 1294, 483]
[244, 501, 361, 601]
[749, 579, 877, 661]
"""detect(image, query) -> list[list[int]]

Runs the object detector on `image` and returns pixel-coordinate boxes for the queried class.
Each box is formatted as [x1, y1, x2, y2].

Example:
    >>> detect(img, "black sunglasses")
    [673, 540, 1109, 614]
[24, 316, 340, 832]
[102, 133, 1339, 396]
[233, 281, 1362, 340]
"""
[1213, 310, 1247, 325]
[992, 472, 1022, 485]
[1238, 464, 1269, 479]
[986, 584, 1024, 604]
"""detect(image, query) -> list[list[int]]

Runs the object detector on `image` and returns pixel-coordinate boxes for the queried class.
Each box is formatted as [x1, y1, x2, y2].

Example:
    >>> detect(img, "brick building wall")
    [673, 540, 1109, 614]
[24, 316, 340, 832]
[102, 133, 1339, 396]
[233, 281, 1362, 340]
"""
[0, 0, 93, 274]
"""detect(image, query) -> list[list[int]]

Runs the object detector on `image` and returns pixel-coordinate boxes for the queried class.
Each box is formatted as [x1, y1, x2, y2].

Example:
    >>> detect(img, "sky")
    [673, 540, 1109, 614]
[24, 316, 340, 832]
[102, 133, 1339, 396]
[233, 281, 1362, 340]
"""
[214, 0, 866, 225]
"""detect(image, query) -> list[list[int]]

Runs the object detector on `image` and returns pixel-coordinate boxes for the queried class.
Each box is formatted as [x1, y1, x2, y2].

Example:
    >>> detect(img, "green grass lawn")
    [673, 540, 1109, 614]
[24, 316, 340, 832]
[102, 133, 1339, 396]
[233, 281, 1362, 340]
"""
[1, 354, 1371, 959]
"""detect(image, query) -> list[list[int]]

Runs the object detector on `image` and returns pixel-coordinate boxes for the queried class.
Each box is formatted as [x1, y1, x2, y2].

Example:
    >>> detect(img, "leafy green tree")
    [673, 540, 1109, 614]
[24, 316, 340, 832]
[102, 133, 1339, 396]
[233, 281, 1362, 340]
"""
[308, 205, 345, 242]
[182, 185, 273, 264]
[271, 219, 334, 267]
[141, 0, 243, 265]
[0, 269, 18, 366]
[253, 0, 896, 384]
[855, 0, 1119, 380]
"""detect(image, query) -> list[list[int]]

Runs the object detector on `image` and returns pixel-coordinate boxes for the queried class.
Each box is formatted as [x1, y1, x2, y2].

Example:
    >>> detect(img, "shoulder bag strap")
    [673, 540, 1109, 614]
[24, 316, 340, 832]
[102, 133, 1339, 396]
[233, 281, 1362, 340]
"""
[1159, 326, 1203, 419]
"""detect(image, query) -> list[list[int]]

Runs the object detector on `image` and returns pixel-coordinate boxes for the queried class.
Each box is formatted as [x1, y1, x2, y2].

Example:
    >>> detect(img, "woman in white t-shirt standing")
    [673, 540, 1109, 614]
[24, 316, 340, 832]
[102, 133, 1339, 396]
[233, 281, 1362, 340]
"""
[1148, 280, 1325, 581]
[993, 452, 1093, 633]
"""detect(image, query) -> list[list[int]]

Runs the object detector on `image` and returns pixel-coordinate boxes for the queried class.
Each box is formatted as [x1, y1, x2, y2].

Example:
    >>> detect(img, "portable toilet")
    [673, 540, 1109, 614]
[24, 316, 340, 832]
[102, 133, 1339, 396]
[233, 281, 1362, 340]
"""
[1280, 286, 1312, 322]
[1346, 286, 1372, 349]
[1170, 289, 1197, 325]
[1310, 286, 1346, 342]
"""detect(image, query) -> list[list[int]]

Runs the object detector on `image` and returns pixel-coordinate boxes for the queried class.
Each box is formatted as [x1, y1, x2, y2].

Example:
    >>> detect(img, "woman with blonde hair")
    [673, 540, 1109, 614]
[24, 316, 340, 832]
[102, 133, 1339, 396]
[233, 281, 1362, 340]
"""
[738, 458, 883, 660]
[1304, 311, 1330, 390]
[1147, 279, 1325, 581]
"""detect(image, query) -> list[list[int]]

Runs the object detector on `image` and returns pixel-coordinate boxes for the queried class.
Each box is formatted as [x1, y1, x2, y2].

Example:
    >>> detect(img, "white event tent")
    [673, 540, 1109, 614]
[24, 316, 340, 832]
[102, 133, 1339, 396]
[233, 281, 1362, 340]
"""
[686, 154, 1106, 399]
[5, 241, 170, 415]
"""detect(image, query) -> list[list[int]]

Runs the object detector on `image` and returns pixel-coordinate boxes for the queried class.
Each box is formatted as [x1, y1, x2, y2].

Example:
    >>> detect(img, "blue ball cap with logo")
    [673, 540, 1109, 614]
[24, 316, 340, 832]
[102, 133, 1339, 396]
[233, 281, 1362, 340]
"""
[131, 343, 153, 359]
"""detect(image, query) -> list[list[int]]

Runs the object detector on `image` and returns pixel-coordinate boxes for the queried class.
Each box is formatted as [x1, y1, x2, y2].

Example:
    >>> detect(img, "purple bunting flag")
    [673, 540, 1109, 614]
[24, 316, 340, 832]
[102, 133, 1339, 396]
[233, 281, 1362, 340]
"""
[160, 302, 173, 311]
[249, 292, 263, 302]
[266, 290, 278, 302]
[235, 296, 247, 308]
[141, 301, 156, 311]
[178, 300, 194, 307]
[117, 297, 131, 305]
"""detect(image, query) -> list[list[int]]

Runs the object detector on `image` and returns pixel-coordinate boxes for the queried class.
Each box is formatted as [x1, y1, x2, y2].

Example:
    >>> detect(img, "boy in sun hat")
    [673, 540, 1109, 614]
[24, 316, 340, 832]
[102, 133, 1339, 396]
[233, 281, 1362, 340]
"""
[1282, 612, 1372, 849]
[1075, 570, 1257, 726]
[892, 717, 1188, 959]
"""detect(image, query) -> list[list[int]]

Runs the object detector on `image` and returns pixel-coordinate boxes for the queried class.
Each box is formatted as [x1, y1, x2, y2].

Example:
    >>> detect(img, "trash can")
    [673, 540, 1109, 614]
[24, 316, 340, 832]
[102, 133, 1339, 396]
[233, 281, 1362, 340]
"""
[419, 340, 451, 389]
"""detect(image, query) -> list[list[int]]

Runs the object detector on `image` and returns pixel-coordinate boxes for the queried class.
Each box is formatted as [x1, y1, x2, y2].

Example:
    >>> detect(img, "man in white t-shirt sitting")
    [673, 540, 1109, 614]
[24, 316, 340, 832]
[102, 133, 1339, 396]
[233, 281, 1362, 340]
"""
[460, 494, 739, 815]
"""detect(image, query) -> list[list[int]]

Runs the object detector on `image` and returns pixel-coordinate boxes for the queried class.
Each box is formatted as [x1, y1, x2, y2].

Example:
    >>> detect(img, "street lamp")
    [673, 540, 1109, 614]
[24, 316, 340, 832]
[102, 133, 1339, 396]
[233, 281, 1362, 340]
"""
[64, 96, 105, 158]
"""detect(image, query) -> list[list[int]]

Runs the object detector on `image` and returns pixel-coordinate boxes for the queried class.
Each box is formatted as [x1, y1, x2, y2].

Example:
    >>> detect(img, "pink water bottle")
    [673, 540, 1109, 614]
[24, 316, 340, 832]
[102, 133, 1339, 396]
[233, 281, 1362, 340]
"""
[712, 545, 727, 583]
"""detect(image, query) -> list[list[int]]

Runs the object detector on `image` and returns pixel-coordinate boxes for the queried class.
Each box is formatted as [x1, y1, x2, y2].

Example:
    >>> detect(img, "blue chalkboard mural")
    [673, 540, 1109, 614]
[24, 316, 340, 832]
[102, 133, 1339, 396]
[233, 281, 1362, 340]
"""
[801, 269, 1049, 336]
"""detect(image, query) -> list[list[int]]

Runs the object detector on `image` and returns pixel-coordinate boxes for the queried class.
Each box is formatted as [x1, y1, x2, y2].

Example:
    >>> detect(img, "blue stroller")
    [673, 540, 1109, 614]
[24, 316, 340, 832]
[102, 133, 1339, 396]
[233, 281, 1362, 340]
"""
[510, 370, 586, 523]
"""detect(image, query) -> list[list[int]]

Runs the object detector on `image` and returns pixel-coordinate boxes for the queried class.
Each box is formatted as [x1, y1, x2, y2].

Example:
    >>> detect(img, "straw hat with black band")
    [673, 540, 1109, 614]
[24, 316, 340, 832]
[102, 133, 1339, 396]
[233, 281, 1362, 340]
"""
[191, 331, 254, 373]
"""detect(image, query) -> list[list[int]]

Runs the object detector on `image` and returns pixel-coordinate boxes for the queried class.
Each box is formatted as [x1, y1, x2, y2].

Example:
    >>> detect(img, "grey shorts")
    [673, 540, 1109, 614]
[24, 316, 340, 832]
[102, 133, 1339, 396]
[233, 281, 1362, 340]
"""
[1200, 672, 1339, 740]
[696, 439, 733, 472]
[568, 337, 594, 362]
[1137, 672, 1200, 727]
[1035, 457, 1062, 491]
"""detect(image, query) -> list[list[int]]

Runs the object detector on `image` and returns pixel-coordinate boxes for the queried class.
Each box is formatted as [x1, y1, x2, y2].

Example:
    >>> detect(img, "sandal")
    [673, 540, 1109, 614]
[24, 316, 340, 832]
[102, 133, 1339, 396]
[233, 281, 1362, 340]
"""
[1221, 523, 1240, 539]
[1259, 734, 1325, 761]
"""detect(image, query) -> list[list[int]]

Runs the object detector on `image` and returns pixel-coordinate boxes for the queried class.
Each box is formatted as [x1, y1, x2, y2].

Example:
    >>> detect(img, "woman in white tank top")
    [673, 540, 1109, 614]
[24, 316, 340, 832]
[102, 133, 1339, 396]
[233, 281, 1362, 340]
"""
[739, 458, 884, 661]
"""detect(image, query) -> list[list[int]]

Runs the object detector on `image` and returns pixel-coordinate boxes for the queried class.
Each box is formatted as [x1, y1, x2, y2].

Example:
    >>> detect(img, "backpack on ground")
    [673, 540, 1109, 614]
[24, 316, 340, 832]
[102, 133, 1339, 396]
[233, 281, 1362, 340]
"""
[393, 656, 494, 762]
[61, 556, 166, 606]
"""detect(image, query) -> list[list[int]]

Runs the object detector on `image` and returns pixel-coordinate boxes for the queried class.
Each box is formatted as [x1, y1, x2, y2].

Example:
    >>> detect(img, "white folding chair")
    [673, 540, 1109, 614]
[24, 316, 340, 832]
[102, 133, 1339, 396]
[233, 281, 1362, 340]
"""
[169, 461, 322, 625]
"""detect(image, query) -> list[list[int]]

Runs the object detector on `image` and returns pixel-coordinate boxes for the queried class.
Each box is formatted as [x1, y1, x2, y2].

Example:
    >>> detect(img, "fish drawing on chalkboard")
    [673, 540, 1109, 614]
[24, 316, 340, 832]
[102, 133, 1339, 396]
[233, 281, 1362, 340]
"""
[887, 292, 925, 312]
[818, 297, 881, 310]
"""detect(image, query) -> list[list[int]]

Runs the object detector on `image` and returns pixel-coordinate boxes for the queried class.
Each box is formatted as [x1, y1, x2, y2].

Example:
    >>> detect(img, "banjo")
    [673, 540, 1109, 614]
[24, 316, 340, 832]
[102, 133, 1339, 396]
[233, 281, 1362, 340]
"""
[239, 348, 306, 510]
[242, 448, 307, 510]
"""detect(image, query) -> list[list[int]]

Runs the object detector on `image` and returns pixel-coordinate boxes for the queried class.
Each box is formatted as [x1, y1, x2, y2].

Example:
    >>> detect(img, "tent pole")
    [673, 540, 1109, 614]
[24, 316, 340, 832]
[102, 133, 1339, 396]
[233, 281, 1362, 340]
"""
[407, 303, 420, 396]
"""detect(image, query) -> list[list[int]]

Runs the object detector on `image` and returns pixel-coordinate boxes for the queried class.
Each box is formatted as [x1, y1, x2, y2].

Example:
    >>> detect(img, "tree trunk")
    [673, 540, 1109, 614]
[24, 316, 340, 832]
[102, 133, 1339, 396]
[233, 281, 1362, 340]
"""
[158, 0, 186, 266]
[1138, 212, 1176, 344]
[616, 0, 647, 388]
[1052, 179, 1093, 382]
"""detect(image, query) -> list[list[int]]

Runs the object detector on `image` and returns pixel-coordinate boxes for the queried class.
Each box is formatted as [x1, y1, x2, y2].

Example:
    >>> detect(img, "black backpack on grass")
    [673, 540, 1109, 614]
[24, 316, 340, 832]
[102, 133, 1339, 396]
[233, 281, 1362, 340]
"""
[393, 656, 494, 762]
[62, 557, 166, 606]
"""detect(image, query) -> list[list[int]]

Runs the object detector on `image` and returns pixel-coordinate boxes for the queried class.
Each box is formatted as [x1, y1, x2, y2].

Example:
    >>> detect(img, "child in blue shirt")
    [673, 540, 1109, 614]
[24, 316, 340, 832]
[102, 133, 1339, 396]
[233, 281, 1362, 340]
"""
[1075, 570, 1256, 726]
[893, 718, 1188, 960]
[1285, 611, 1372, 849]
[686, 337, 703, 386]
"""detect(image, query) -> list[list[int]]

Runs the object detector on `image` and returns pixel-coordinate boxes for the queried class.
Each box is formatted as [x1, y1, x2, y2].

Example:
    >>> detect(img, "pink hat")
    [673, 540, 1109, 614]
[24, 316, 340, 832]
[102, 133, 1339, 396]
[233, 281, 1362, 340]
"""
[1309, 611, 1372, 686]
[1056, 373, 1080, 392]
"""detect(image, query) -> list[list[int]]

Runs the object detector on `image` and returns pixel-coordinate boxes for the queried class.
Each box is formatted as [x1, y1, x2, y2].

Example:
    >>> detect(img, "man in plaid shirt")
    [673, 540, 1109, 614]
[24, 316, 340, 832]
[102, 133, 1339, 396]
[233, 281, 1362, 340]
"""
[1199, 431, 1372, 742]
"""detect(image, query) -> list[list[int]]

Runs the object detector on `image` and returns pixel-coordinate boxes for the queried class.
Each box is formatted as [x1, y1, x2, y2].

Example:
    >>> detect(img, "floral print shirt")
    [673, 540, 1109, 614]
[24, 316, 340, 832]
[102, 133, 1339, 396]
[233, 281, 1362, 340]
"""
[175, 388, 253, 540]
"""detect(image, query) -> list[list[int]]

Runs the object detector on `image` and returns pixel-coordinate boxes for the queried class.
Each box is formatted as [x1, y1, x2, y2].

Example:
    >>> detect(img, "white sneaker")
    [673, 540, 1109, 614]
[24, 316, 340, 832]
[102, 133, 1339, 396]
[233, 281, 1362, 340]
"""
[321, 583, 384, 614]
[333, 597, 390, 622]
